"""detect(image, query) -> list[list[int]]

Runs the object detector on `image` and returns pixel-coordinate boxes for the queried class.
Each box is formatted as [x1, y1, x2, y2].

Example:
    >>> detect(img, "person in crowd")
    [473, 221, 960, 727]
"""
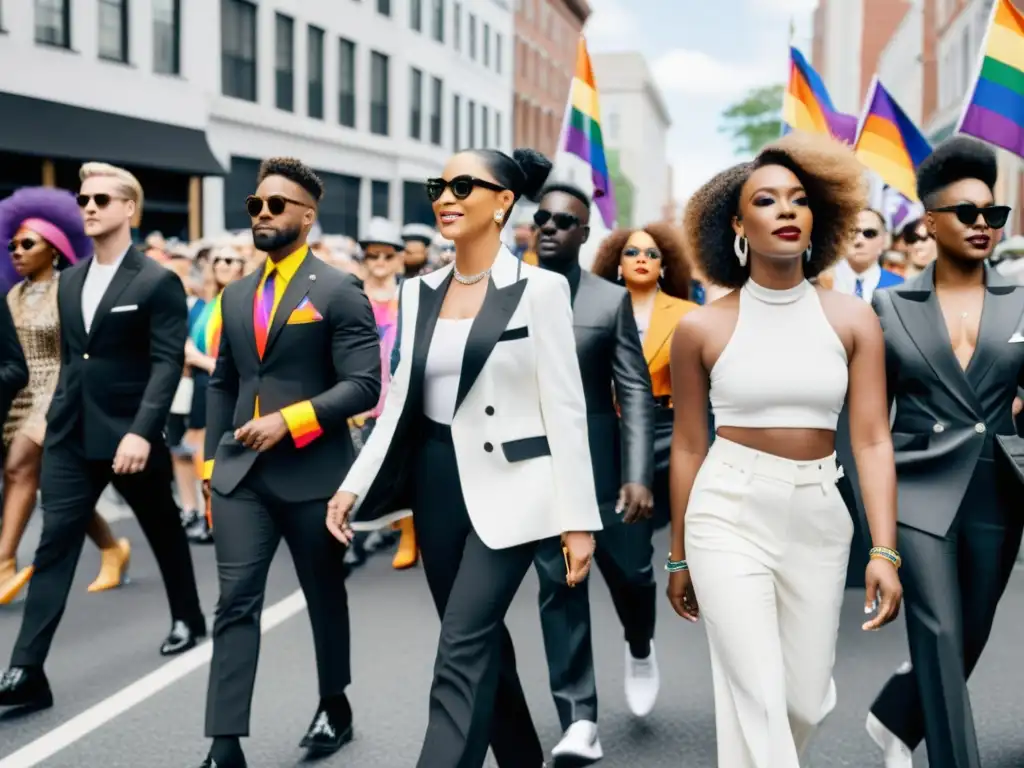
[400, 223, 437, 280]
[591, 222, 698, 529]
[195, 158, 380, 768]
[668, 133, 903, 768]
[0, 296, 27, 421]
[0, 188, 130, 604]
[530, 183, 656, 762]
[328, 148, 600, 768]
[832, 209, 904, 301]
[864, 137, 1024, 768]
[900, 215, 938, 279]
[0, 162, 206, 713]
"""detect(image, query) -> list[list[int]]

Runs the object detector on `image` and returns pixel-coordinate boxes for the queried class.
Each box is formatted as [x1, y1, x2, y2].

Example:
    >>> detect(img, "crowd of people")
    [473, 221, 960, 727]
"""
[0, 130, 1018, 768]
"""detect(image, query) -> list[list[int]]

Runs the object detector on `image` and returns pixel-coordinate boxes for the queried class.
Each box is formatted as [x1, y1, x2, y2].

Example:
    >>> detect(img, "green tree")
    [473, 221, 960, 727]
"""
[720, 84, 785, 156]
[606, 149, 634, 228]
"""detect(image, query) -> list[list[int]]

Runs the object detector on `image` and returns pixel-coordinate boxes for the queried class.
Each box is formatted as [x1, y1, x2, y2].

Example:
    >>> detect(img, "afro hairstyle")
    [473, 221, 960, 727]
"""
[916, 136, 998, 207]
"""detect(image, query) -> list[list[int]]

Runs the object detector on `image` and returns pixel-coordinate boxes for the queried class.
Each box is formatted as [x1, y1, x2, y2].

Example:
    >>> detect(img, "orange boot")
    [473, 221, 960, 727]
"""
[0, 558, 32, 605]
[392, 516, 419, 570]
[88, 538, 131, 593]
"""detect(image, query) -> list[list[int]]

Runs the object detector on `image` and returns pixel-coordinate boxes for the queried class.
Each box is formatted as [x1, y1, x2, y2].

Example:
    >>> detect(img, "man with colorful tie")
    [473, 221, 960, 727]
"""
[195, 158, 381, 768]
[833, 208, 904, 303]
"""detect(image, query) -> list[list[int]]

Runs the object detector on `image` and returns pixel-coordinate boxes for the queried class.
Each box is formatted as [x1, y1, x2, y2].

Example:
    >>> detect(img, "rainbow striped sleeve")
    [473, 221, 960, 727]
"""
[280, 400, 324, 448]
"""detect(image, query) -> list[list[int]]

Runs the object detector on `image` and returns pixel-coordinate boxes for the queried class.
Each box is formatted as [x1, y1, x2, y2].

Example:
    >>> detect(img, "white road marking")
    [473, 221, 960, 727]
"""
[0, 590, 308, 768]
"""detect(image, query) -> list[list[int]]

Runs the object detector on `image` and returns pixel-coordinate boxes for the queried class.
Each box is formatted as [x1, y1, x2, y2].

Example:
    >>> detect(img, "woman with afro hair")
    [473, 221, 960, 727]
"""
[666, 132, 903, 767]
[591, 222, 697, 527]
[0, 188, 130, 605]
[864, 137, 1024, 768]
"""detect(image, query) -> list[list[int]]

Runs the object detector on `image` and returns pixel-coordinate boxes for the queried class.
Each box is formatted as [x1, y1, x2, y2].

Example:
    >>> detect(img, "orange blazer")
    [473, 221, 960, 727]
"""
[643, 292, 698, 399]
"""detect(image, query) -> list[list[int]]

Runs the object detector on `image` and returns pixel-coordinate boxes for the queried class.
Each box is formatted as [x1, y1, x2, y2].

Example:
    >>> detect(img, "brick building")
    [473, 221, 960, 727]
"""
[513, 0, 590, 156]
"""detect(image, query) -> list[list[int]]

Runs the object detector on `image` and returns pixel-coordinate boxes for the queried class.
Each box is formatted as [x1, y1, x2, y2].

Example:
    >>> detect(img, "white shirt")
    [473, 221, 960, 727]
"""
[832, 259, 882, 303]
[423, 318, 472, 424]
[82, 248, 128, 333]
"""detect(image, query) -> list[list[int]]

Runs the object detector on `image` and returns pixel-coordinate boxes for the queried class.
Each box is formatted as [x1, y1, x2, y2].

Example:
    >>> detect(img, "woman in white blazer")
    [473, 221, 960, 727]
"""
[327, 147, 601, 767]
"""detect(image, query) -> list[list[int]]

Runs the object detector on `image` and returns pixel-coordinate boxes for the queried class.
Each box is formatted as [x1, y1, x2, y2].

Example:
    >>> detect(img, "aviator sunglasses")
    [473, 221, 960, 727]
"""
[928, 203, 1011, 229]
[246, 194, 311, 217]
[76, 193, 128, 208]
[425, 175, 507, 202]
[622, 246, 661, 260]
[533, 210, 580, 230]
[854, 228, 880, 240]
[8, 238, 39, 253]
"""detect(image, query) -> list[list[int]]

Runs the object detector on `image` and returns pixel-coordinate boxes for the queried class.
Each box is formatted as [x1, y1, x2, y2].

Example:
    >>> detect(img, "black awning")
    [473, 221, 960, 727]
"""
[0, 91, 225, 176]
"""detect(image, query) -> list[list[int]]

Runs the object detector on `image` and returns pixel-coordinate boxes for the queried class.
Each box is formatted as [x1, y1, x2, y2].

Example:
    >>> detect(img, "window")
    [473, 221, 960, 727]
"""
[308, 26, 325, 119]
[339, 38, 356, 127]
[317, 171, 362, 238]
[454, 2, 462, 51]
[410, 0, 422, 32]
[482, 105, 489, 147]
[430, 77, 443, 145]
[409, 67, 423, 140]
[378, 0, 391, 16]
[221, 0, 258, 102]
[453, 93, 461, 151]
[371, 51, 391, 136]
[432, 0, 445, 42]
[35, 0, 70, 48]
[467, 99, 475, 149]
[469, 14, 477, 60]
[495, 34, 503, 74]
[275, 14, 295, 111]
[98, 0, 128, 62]
[153, 0, 181, 75]
[372, 180, 391, 218]
[495, 110, 502, 149]
[483, 23, 490, 67]
[403, 181, 435, 226]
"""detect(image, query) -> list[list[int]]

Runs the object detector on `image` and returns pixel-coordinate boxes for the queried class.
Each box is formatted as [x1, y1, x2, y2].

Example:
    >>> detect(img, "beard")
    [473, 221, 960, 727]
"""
[252, 224, 301, 253]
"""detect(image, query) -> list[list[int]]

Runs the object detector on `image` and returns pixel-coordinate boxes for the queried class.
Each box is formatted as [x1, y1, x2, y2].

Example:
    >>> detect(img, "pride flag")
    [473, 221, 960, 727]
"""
[957, 0, 1024, 158]
[563, 37, 617, 228]
[783, 47, 858, 144]
[855, 79, 932, 201]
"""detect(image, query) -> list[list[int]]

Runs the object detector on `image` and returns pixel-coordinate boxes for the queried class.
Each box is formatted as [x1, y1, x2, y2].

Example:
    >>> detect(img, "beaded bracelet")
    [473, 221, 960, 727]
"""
[869, 546, 902, 569]
[665, 556, 688, 573]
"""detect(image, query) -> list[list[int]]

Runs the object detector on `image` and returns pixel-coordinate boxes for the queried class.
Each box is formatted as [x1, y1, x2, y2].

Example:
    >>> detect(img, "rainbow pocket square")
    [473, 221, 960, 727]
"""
[287, 297, 323, 324]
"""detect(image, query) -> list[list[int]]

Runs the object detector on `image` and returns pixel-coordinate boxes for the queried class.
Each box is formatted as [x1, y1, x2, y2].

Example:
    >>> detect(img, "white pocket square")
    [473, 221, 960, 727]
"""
[1009, 332, 1024, 343]
[110, 304, 138, 313]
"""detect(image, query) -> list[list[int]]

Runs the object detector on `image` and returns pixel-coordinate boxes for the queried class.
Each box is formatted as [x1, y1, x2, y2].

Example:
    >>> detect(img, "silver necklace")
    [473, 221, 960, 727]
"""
[453, 265, 491, 285]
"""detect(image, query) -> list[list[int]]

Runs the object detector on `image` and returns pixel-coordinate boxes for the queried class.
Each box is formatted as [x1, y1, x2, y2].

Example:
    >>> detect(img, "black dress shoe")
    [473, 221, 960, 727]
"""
[160, 620, 206, 656]
[0, 667, 53, 710]
[299, 708, 353, 755]
[195, 755, 247, 768]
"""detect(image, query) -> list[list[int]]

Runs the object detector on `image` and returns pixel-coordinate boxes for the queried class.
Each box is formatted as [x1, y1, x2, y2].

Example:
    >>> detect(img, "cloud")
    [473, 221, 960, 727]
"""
[749, 0, 819, 14]
[652, 49, 777, 97]
[583, 0, 641, 50]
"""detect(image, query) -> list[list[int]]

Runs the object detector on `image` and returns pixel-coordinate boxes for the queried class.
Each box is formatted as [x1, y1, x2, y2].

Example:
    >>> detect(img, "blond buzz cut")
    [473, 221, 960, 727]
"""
[79, 161, 144, 213]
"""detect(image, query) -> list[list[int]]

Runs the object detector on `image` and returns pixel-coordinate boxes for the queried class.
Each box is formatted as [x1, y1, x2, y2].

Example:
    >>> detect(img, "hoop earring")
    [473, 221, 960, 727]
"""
[804, 245, 813, 263]
[733, 234, 748, 267]
[493, 210, 505, 224]
[616, 265, 622, 281]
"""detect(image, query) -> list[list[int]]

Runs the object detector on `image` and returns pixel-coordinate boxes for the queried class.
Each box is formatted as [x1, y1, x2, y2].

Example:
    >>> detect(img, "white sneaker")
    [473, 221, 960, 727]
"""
[624, 642, 659, 717]
[551, 720, 603, 762]
[866, 713, 913, 768]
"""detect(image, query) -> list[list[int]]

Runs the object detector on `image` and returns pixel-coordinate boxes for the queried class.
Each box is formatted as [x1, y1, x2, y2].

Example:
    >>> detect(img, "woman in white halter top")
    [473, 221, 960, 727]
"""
[666, 133, 904, 768]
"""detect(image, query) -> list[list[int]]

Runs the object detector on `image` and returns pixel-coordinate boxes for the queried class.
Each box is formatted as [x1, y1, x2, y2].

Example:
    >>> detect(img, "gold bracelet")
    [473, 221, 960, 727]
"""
[869, 546, 901, 569]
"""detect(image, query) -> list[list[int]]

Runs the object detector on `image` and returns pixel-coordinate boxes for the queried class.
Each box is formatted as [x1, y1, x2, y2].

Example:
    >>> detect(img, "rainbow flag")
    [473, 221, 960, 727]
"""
[957, 0, 1024, 158]
[783, 47, 858, 144]
[563, 37, 616, 228]
[854, 79, 932, 201]
[190, 291, 223, 357]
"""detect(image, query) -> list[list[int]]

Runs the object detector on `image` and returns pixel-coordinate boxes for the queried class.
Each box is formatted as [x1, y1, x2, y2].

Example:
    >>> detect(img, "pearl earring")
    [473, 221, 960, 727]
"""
[494, 210, 504, 223]
[734, 234, 748, 267]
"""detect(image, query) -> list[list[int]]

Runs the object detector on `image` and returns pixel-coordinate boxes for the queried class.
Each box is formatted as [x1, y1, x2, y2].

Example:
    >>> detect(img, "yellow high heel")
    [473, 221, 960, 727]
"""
[392, 517, 419, 570]
[88, 538, 131, 593]
[0, 559, 33, 605]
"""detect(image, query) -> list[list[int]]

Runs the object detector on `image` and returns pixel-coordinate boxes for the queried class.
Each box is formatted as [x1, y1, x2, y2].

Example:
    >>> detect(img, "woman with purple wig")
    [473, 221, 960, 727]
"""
[0, 187, 130, 604]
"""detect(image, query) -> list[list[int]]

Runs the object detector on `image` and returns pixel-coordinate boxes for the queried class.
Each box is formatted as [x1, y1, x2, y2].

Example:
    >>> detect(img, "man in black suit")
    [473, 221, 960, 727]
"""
[0, 162, 205, 711]
[195, 158, 380, 768]
[0, 299, 28, 434]
[532, 184, 656, 763]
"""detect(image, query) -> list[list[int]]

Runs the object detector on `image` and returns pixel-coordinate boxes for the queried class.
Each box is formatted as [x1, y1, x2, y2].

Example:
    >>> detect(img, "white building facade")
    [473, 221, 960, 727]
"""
[876, 0, 925, 125]
[0, 0, 514, 238]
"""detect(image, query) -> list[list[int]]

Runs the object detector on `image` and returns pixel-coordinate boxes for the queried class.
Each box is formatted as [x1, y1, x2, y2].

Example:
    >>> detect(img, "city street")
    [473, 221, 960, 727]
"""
[1, 511, 1023, 767]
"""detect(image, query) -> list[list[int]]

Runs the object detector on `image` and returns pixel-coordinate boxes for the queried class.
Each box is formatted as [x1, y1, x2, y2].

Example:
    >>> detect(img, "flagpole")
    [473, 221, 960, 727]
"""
[854, 75, 879, 148]
[955, 0, 1001, 134]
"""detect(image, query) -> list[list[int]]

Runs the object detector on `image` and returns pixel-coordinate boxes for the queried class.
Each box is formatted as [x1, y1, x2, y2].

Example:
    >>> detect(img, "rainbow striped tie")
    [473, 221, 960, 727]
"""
[254, 269, 276, 359]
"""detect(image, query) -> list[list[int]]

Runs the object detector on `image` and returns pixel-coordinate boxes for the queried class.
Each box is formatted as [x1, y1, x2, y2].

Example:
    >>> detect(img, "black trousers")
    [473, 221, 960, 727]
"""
[413, 421, 543, 768]
[870, 460, 1024, 767]
[11, 437, 203, 668]
[534, 516, 655, 730]
[204, 469, 351, 737]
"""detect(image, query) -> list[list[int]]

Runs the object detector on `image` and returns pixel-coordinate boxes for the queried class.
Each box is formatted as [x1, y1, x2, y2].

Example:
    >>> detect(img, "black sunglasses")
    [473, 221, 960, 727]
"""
[246, 194, 311, 217]
[364, 252, 396, 262]
[76, 193, 127, 209]
[929, 203, 1011, 229]
[903, 229, 932, 245]
[855, 228, 880, 240]
[8, 238, 40, 253]
[425, 175, 507, 202]
[212, 256, 241, 266]
[622, 247, 661, 260]
[533, 210, 580, 230]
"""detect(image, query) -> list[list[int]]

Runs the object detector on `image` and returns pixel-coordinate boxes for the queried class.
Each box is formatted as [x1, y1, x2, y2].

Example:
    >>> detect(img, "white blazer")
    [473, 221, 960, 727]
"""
[340, 245, 602, 549]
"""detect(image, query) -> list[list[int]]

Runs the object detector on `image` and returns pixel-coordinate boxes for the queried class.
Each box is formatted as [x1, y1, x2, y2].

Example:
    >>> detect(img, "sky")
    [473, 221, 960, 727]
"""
[582, 0, 820, 204]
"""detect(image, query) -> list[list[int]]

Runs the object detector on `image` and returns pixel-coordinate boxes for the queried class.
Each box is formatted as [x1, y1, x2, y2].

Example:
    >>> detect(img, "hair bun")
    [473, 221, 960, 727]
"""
[512, 148, 553, 203]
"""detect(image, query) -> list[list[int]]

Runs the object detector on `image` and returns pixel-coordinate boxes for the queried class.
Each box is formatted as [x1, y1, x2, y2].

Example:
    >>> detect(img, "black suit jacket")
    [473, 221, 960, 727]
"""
[46, 247, 187, 459]
[872, 263, 1024, 537]
[205, 249, 381, 503]
[0, 298, 28, 426]
[571, 270, 654, 523]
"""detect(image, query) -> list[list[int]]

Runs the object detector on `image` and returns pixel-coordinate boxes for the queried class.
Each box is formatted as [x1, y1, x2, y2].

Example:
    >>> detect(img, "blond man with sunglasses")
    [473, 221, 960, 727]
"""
[833, 208, 904, 302]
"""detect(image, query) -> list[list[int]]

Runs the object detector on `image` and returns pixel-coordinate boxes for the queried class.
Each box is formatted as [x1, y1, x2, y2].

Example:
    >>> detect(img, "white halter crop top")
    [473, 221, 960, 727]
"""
[710, 279, 848, 430]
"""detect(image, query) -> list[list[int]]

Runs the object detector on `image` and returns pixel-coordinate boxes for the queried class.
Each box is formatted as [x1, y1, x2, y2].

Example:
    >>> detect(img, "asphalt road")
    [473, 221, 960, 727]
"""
[0, 508, 1023, 767]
